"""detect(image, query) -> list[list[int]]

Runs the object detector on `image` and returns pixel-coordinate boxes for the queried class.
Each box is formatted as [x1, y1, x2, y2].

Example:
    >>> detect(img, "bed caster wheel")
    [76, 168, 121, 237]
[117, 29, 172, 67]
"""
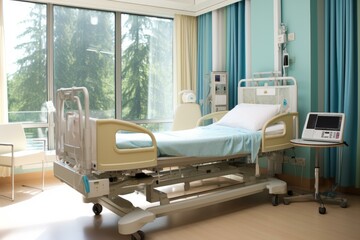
[92, 203, 103, 215]
[319, 206, 326, 214]
[131, 230, 145, 240]
[271, 195, 279, 206]
[283, 197, 290, 205]
[340, 200, 348, 208]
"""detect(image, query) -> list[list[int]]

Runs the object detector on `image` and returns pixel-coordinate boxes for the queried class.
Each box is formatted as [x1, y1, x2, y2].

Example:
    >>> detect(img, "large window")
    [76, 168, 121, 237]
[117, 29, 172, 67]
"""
[4, 0, 174, 149]
[53, 6, 115, 119]
[121, 14, 173, 131]
[4, 1, 48, 144]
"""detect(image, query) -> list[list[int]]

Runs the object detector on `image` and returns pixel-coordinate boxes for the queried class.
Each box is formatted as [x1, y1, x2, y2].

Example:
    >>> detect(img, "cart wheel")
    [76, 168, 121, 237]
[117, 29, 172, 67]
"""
[340, 200, 348, 208]
[131, 230, 145, 240]
[319, 206, 326, 214]
[92, 203, 103, 215]
[271, 195, 279, 206]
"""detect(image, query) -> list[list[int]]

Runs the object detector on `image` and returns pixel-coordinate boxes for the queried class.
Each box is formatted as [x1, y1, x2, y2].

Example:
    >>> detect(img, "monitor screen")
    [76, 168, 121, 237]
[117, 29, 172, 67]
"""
[215, 75, 221, 82]
[306, 114, 318, 129]
[315, 115, 342, 131]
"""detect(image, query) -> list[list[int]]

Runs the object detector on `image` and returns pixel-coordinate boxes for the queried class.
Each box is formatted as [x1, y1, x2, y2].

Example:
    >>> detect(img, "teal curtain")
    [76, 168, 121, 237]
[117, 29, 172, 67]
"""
[357, 0, 360, 188]
[324, 0, 358, 187]
[197, 12, 212, 115]
[197, 1, 245, 113]
[226, 1, 245, 109]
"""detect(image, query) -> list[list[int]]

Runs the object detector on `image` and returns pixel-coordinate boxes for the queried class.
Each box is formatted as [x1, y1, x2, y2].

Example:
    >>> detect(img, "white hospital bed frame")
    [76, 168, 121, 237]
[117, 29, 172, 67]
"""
[54, 77, 298, 239]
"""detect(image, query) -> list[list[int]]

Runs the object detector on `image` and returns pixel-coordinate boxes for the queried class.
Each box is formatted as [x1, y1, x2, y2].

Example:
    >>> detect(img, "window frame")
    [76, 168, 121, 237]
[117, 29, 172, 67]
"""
[4, 1, 175, 150]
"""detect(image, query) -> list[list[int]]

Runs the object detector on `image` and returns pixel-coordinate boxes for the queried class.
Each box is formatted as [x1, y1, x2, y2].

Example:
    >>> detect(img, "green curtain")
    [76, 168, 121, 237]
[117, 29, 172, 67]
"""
[357, 0, 360, 188]
[324, 0, 359, 187]
[196, 12, 212, 115]
[226, 1, 245, 109]
[197, 1, 245, 114]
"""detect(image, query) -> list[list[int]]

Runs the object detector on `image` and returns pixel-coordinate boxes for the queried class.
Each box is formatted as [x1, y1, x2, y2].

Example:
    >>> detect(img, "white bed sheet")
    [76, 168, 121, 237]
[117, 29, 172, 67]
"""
[116, 124, 262, 162]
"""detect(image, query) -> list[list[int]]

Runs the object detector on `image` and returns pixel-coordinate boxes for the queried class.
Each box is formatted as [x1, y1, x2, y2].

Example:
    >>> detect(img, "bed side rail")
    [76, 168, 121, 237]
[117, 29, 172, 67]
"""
[261, 112, 298, 152]
[92, 119, 158, 171]
[196, 111, 228, 126]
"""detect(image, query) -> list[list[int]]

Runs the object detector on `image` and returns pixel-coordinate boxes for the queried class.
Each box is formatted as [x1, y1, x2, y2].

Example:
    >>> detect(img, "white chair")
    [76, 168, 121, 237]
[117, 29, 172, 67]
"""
[0, 123, 46, 201]
[172, 103, 202, 131]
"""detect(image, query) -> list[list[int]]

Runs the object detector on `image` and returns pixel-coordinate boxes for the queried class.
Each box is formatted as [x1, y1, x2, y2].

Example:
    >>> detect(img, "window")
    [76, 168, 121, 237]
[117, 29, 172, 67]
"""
[53, 6, 116, 119]
[4, 1, 48, 144]
[4, 2, 47, 123]
[121, 14, 173, 131]
[4, 1, 174, 150]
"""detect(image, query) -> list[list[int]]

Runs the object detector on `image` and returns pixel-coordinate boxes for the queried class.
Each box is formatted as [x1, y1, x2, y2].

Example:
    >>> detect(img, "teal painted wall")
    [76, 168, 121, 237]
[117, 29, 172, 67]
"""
[251, 0, 274, 73]
[281, 0, 313, 177]
[251, 0, 320, 178]
[282, 0, 313, 126]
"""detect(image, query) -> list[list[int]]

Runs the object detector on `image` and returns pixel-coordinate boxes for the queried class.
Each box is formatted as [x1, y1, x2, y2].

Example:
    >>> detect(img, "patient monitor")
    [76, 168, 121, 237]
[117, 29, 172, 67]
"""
[302, 112, 345, 143]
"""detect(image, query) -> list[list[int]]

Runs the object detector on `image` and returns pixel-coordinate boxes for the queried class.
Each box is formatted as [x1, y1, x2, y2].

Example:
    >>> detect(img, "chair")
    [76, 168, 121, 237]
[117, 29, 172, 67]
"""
[0, 123, 46, 201]
[172, 103, 202, 131]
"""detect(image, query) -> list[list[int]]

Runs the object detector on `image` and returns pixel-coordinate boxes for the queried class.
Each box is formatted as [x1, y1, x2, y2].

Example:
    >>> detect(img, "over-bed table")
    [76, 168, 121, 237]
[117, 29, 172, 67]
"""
[54, 77, 298, 239]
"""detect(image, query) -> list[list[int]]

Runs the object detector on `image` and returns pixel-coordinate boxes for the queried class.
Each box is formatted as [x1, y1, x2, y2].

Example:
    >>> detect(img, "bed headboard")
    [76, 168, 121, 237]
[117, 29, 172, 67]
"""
[238, 76, 297, 113]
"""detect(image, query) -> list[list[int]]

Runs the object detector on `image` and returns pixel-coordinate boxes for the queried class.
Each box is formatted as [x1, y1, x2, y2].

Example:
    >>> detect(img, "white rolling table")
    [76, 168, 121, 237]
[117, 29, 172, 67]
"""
[283, 139, 348, 214]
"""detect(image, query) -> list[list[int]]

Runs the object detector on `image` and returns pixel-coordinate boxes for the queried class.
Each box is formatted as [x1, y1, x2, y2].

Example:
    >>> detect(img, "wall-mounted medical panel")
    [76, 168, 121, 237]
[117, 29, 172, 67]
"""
[210, 71, 228, 112]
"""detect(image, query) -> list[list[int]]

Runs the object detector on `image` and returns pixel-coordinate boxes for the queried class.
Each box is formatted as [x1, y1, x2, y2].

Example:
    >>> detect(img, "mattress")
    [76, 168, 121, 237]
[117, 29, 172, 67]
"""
[264, 123, 284, 135]
[116, 124, 262, 162]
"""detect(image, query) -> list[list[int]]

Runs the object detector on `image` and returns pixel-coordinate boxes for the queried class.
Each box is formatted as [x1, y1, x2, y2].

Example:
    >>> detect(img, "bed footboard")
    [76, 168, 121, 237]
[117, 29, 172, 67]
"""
[261, 112, 298, 152]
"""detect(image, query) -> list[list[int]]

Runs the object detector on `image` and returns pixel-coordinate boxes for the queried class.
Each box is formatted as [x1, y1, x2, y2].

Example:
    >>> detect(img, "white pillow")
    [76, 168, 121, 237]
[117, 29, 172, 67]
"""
[216, 103, 281, 131]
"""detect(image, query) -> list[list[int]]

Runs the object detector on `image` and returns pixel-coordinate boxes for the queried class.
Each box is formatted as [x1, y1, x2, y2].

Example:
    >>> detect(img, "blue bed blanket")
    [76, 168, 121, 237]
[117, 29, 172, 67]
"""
[116, 124, 262, 163]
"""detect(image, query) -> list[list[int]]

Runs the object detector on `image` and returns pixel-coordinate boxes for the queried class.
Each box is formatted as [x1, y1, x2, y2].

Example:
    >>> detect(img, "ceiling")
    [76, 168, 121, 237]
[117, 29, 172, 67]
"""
[109, 0, 238, 15]
[34, 0, 239, 17]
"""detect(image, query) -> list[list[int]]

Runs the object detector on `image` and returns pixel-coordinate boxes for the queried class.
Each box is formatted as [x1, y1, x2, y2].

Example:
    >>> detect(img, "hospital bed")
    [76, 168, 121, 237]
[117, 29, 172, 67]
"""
[54, 76, 298, 239]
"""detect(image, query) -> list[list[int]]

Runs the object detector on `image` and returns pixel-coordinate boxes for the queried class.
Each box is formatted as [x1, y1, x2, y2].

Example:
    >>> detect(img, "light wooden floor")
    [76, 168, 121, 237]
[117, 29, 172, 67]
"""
[1, 177, 360, 240]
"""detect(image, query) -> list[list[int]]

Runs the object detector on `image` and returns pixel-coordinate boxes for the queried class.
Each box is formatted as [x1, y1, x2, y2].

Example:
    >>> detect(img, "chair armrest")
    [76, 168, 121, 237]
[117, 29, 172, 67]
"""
[0, 143, 14, 157]
[0, 143, 14, 149]
[0, 143, 14, 147]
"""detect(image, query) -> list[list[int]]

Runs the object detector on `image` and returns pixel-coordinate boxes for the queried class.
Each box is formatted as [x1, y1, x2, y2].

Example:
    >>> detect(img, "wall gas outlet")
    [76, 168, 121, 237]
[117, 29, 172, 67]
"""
[293, 158, 305, 166]
[282, 156, 305, 166]
[288, 32, 295, 41]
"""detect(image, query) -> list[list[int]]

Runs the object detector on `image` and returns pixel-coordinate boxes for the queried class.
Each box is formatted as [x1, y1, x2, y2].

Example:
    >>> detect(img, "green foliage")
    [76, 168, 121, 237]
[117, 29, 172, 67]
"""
[121, 14, 151, 120]
[121, 14, 173, 121]
[8, 4, 47, 117]
[53, 7, 115, 117]
[7, 4, 173, 128]
[8, 5, 116, 120]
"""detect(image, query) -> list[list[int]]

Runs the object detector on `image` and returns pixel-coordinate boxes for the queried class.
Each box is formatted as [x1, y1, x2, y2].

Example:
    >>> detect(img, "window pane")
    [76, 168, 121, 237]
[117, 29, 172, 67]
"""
[53, 6, 115, 118]
[4, 1, 47, 124]
[121, 14, 173, 127]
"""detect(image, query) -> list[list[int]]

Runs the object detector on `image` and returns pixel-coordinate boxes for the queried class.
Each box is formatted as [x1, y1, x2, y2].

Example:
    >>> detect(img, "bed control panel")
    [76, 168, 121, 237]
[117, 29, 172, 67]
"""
[301, 112, 345, 143]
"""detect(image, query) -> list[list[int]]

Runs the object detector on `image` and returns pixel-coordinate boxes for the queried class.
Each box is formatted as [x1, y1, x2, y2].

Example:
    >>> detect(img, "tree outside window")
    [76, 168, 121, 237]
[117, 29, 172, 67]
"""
[5, 1, 174, 145]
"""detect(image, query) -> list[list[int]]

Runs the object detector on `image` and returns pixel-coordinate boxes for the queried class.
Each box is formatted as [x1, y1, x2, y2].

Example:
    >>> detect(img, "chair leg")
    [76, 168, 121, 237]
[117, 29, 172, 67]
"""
[22, 166, 45, 192]
[0, 166, 15, 201]
[2, 159, 45, 201]
[41, 160, 45, 191]
[11, 164, 15, 201]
